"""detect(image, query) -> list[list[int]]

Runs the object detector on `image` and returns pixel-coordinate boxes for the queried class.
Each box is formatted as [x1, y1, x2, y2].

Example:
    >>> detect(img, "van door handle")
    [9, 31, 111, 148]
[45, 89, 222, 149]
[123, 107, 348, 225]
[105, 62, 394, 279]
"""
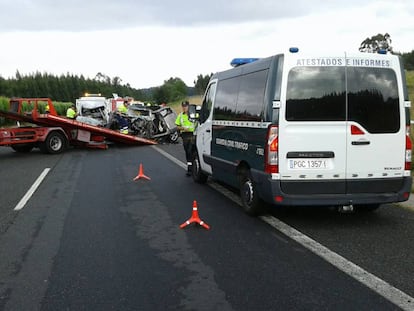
[352, 141, 370, 145]
[206, 129, 211, 133]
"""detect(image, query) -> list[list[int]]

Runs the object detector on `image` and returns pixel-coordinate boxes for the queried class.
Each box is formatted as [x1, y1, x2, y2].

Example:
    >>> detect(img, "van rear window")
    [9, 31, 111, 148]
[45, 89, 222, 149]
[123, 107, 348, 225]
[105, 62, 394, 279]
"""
[286, 67, 346, 121]
[347, 67, 399, 133]
[286, 66, 400, 133]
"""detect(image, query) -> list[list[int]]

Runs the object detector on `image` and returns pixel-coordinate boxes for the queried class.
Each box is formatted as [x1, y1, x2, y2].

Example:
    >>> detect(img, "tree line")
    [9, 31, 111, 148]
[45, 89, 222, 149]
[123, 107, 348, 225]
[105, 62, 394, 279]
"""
[0, 72, 205, 105]
[0, 71, 152, 104]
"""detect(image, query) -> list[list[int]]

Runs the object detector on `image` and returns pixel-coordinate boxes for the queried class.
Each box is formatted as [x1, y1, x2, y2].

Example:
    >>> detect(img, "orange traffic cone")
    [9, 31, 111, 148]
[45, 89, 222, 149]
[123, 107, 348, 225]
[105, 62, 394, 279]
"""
[133, 163, 151, 181]
[180, 200, 210, 230]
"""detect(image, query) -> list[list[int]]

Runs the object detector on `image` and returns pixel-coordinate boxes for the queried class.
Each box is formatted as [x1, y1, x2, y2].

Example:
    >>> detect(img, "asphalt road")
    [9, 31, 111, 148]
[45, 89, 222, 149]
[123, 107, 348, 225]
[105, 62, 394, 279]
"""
[0, 143, 413, 310]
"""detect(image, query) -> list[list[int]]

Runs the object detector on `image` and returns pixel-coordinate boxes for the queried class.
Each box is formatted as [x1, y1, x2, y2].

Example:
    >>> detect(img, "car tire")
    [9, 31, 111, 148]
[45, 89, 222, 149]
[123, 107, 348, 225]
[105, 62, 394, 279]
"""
[240, 170, 262, 216]
[192, 153, 208, 183]
[169, 131, 179, 143]
[40, 131, 66, 154]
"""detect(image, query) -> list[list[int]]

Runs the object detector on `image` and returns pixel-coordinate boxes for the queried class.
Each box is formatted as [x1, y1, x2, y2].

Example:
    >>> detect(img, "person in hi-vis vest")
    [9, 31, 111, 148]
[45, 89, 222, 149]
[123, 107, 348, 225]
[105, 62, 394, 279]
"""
[175, 101, 195, 176]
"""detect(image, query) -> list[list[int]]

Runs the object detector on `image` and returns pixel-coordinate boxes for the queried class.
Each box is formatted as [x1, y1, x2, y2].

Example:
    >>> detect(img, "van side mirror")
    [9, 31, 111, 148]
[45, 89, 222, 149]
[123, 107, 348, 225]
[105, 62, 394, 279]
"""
[189, 104, 200, 120]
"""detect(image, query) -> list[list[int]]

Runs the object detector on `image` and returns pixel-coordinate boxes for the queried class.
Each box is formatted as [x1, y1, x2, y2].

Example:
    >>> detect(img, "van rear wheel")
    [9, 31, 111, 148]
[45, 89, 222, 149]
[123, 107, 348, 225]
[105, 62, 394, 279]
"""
[240, 171, 261, 216]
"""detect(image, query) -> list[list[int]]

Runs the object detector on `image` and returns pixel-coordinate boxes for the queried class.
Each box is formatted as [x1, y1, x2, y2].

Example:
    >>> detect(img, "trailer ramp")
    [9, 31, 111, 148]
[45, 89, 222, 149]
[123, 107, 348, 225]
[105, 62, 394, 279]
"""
[0, 98, 157, 146]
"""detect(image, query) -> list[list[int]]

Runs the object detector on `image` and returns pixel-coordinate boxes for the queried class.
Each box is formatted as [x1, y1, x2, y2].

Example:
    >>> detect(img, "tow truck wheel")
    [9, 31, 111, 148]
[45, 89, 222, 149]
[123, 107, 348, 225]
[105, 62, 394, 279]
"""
[41, 131, 66, 154]
[240, 170, 261, 216]
[11, 144, 34, 153]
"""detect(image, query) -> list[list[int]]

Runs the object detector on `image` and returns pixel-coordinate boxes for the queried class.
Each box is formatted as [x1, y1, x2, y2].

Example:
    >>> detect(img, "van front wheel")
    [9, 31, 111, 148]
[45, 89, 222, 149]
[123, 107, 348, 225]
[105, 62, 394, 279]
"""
[240, 171, 261, 216]
[192, 153, 208, 184]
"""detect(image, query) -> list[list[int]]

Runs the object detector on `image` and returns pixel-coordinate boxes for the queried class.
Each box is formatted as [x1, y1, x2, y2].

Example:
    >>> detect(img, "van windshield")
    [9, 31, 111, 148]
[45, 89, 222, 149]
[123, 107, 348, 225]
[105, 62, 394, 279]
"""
[286, 66, 400, 133]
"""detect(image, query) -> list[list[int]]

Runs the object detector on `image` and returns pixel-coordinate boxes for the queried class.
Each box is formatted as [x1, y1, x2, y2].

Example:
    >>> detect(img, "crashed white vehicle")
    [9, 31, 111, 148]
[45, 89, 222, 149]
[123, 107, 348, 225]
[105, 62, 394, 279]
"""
[75, 94, 111, 126]
[125, 104, 179, 142]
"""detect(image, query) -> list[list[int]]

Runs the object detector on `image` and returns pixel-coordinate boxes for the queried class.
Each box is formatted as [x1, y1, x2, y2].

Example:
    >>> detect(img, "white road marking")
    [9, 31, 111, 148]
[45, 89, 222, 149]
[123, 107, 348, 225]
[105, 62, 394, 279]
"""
[14, 168, 51, 211]
[152, 146, 187, 169]
[260, 216, 414, 311]
[154, 147, 414, 310]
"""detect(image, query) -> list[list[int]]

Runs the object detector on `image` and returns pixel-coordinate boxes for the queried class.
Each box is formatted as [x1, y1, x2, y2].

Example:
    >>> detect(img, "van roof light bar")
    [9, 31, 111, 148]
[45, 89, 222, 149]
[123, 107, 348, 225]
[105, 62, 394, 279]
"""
[230, 58, 259, 67]
[289, 47, 299, 53]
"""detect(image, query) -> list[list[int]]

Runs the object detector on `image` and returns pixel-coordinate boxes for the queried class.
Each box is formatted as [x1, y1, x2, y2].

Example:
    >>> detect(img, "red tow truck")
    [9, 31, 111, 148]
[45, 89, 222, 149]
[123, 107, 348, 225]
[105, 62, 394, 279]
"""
[0, 98, 156, 154]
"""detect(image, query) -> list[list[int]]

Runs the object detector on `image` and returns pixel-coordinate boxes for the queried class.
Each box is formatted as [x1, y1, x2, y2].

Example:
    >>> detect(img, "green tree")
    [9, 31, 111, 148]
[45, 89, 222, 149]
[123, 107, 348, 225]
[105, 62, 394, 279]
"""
[152, 85, 169, 104]
[194, 73, 212, 95]
[94, 72, 108, 83]
[359, 33, 393, 53]
[167, 77, 187, 101]
[153, 77, 187, 104]
[401, 50, 414, 70]
[0, 76, 5, 95]
[112, 76, 122, 86]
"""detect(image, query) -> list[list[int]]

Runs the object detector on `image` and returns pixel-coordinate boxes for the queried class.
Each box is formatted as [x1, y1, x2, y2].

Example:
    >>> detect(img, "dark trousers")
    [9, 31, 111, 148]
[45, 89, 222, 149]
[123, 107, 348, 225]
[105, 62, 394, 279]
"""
[114, 114, 128, 129]
[181, 133, 194, 163]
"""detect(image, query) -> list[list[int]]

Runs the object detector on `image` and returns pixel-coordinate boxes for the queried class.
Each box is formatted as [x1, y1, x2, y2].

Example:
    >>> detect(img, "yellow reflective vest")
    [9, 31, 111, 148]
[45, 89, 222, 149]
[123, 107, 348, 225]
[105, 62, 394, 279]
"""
[175, 112, 195, 132]
[66, 107, 76, 119]
[117, 103, 128, 114]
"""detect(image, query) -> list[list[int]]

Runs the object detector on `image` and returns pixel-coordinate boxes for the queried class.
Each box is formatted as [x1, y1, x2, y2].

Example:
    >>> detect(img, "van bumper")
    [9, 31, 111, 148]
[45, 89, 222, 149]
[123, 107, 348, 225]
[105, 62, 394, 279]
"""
[252, 170, 412, 207]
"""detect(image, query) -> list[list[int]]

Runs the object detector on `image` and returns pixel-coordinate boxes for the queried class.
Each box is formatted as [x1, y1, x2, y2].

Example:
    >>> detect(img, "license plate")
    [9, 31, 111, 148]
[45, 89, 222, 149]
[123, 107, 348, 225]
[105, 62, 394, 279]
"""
[288, 159, 332, 170]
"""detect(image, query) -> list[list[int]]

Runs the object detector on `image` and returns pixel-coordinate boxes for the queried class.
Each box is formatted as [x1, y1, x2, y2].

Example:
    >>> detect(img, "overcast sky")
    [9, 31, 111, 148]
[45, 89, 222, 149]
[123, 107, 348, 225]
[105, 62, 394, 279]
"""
[0, 0, 413, 90]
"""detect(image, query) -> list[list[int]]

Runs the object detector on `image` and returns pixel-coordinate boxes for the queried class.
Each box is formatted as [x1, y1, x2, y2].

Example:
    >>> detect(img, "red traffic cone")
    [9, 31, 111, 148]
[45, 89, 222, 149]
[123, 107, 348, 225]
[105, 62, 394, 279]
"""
[133, 164, 151, 181]
[180, 200, 210, 230]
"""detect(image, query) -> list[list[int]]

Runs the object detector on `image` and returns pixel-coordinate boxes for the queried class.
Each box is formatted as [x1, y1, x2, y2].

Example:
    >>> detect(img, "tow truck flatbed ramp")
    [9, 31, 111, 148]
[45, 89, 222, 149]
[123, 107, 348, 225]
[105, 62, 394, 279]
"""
[0, 98, 157, 146]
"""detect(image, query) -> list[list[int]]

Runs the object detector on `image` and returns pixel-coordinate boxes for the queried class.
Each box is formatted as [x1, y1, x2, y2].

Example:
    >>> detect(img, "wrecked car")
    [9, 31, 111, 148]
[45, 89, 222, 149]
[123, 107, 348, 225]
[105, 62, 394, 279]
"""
[110, 104, 179, 143]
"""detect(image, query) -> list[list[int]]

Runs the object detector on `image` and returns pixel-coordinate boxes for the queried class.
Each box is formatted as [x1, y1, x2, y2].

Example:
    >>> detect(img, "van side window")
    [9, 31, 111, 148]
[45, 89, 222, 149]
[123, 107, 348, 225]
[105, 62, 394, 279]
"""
[286, 67, 346, 121]
[200, 82, 216, 123]
[236, 70, 268, 121]
[348, 67, 399, 133]
[213, 77, 241, 120]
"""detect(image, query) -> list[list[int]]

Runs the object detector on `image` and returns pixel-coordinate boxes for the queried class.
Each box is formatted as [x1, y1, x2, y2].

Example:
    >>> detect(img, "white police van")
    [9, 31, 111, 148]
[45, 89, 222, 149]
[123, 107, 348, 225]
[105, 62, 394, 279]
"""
[192, 48, 412, 215]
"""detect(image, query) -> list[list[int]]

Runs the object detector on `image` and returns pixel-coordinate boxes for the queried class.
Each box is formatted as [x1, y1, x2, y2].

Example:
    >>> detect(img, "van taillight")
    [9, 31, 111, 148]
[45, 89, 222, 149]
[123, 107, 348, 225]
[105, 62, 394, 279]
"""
[265, 125, 279, 174]
[405, 126, 412, 170]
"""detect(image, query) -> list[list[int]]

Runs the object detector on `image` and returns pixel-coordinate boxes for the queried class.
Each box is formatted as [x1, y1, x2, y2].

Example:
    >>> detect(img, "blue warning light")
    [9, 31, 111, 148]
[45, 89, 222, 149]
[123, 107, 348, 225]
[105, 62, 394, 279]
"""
[289, 47, 299, 53]
[230, 58, 259, 67]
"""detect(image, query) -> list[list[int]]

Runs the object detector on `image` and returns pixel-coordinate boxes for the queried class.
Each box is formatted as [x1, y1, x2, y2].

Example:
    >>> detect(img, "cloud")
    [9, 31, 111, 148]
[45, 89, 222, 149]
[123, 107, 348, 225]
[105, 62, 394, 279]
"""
[0, 0, 382, 32]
